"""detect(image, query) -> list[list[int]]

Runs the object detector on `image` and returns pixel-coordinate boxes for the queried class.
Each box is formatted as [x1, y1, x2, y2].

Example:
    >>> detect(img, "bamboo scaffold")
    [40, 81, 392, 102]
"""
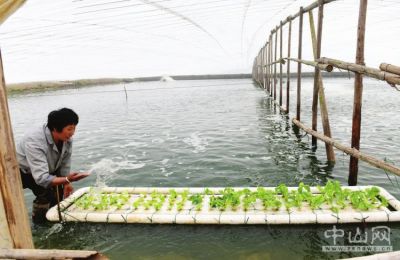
[252, 0, 400, 185]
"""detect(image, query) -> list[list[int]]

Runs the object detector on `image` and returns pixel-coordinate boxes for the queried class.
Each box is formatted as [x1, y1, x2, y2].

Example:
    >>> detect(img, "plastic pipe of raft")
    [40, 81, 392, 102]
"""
[292, 118, 400, 177]
[318, 57, 400, 86]
[380, 63, 400, 76]
[47, 186, 400, 224]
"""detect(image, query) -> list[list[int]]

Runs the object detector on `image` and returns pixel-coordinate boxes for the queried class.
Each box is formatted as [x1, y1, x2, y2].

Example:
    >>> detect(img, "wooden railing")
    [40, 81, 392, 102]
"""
[252, 0, 400, 185]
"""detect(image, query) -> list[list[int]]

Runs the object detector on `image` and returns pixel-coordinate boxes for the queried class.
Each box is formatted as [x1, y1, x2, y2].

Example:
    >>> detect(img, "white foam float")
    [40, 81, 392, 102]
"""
[46, 186, 400, 224]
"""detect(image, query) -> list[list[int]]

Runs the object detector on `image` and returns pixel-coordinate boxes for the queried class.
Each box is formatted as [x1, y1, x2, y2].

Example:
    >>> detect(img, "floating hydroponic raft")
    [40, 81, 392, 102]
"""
[46, 183, 400, 224]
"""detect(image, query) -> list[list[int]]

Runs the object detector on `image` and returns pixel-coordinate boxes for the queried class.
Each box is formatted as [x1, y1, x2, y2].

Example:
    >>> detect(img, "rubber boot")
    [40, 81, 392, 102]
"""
[32, 201, 50, 224]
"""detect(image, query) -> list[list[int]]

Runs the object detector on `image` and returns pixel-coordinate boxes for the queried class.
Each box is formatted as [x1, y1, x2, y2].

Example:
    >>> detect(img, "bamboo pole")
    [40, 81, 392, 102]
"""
[274, 29, 278, 100]
[252, 59, 256, 80]
[309, 10, 319, 148]
[309, 5, 336, 162]
[319, 57, 400, 86]
[261, 49, 264, 85]
[286, 58, 333, 72]
[257, 53, 261, 84]
[279, 21, 283, 106]
[297, 7, 304, 121]
[264, 58, 286, 66]
[255, 56, 258, 83]
[0, 248, 108, 260]
[0, 191, 12, 248]
[265, 43, 268, 91]
[0, 50, 34, 249]
[265, 39, 270, 92]
[259, 52, 262, 84]
[264, 43, 268, 89]
[286, 18, 292, 113]
[269, 35, 272, 94]
[293, 119, 400, 177]
[261, 46, 264, 88]
[380, 63, 400, 76]
[349, 0, 368, 186]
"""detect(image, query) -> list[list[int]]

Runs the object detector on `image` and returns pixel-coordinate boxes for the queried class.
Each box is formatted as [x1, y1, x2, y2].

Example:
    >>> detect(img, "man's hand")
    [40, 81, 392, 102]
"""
[64, 183, 74, 198]
[67, 172, 90, 182]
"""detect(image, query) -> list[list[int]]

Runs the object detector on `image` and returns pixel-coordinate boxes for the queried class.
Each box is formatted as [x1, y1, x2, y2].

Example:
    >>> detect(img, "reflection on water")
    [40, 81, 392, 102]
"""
[8, 78, 400, 259]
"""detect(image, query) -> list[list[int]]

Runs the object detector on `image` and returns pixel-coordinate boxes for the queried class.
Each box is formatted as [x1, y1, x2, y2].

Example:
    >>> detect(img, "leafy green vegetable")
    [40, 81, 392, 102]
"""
[74, 182, 391, 214]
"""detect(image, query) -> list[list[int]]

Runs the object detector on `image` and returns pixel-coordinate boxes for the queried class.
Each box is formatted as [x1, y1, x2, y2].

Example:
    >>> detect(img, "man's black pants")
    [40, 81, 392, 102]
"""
[20, 170, 63, 223]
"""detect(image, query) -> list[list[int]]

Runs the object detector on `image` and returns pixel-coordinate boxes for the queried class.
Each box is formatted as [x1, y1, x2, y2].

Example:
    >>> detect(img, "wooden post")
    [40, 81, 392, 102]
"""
[264, 44, 268, 89]
[269, 34, 273, 96]
[274, 28, 278, 101]
[0, 191, 12, 248]
[309, 10, 319, 147]
[309, 3, 336, 162]
[286, 17, 292, 112]
[279, 21, 283, 106]
[257, 53, 260, 84]
[264, 44, 267, 90]
[258, 50, 262, 85]
[260, 50, 263, 84]
[297, 7, 303, 121]
[263, 44, 267, 89]
[252, 59, 255, 80]
[349, 0, 368, 186]
[267, 42, 270, 92]
[0, 50, 34, 249]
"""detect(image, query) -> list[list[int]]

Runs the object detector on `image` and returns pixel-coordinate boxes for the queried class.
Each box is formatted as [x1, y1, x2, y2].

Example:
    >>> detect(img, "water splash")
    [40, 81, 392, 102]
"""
[183, 132, 208, 153]
[88, 158, 145, 187]
[43, 223, 63, 239]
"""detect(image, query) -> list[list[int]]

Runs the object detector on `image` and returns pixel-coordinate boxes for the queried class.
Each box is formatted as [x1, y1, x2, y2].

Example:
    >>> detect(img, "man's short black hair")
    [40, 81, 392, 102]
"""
[47, 108, 79, 132]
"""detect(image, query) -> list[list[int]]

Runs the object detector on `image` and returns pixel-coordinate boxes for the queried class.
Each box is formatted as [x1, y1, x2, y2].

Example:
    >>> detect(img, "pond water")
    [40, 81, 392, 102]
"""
[8, 78, 400, 259]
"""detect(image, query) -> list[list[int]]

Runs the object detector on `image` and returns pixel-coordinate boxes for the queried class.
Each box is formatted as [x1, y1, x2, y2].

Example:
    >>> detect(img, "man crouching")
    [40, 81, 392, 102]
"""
[17, 107, 89, 223]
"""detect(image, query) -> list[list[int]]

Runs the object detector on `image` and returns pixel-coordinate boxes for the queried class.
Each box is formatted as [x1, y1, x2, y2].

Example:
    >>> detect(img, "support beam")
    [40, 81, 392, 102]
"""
[286, 58, 333, 72]
[319, 57, 400, 86]
[0, 49, 34, 248]
[309, 5, 336, 162]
